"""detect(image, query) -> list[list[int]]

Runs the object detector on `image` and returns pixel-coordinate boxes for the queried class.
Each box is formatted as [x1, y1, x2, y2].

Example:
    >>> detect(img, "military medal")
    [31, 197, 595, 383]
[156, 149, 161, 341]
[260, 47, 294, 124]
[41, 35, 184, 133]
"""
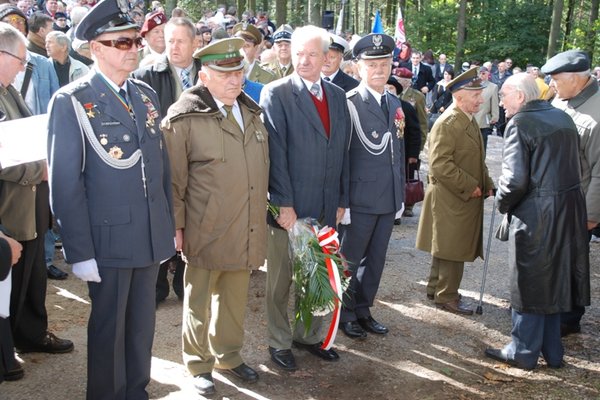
[394, 108, 406, 139]
[99, 134, 108, 146]
[108, 146, 123, 159]
[84, 102, 96, 118]
[123, 134, 131, 142]
[371, 131, 379, 139]
[141, 93, 159, 129]
[255, 130, 265, 142]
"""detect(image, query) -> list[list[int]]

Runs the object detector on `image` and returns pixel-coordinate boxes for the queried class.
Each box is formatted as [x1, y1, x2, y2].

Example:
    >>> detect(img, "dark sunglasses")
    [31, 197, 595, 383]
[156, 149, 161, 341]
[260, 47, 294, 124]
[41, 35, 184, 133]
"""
[96, 37, 143, 51]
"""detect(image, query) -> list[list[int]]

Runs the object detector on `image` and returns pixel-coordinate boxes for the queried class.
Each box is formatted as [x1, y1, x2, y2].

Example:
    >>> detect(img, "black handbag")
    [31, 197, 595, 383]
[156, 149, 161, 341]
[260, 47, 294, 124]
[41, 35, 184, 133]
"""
[405, 170, 425, 206]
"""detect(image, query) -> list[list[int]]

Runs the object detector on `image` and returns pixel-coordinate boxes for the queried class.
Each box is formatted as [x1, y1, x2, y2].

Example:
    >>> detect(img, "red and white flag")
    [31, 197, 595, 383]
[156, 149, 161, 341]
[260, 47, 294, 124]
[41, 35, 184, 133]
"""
[394, 6, 406, 46]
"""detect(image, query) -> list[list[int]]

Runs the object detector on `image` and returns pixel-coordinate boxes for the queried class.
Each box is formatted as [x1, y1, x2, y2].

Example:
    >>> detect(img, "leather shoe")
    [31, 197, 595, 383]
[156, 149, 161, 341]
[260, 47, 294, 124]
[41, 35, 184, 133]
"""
[47, 264, 68, 280]
[394, 218, 401, 225]
[436, 299, 473, 315]
[192, 373, 215, 395]
[560, 323, 581, 337]
[269, 347, 297, 371]
[358, 316, 389, 334]
[3, 364, 24, 381]
[484, 348, 533, 370]
[292, 341, 339, 362]
[220, 363, 258, 383]
[340, 321, 367, 339]
[17, 332, 74, 354]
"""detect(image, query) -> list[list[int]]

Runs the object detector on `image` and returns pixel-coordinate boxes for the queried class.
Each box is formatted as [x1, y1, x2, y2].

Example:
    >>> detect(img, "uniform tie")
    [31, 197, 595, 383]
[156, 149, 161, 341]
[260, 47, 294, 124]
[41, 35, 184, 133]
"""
[281, 66, 287, 75]
[223, 104, 242, 133]
[381, 93, 389, 120]
[180, 68, 191, 90]
[310, 82, 322, 100]
[119, 88, 129, 108]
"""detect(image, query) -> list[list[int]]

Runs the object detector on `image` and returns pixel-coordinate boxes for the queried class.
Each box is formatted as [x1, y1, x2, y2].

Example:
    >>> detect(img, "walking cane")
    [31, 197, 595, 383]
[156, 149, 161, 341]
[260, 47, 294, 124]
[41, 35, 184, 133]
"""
[475, 198, 497, 315]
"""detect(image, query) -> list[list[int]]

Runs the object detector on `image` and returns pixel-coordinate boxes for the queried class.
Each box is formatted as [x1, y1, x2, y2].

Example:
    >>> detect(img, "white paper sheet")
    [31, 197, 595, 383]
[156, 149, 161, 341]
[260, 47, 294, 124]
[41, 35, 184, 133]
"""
[0, 114, 48, 169]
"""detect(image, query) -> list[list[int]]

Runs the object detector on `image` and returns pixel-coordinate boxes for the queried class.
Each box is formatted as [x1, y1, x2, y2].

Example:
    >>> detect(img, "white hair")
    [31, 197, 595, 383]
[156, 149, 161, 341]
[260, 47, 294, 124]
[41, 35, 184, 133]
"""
[504, 72, 540, 103]
[291, 25, 329, 54]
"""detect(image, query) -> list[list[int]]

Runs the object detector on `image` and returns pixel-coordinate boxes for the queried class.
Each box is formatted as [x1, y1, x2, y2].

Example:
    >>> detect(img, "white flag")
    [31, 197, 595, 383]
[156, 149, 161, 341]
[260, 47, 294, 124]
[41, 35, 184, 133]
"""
[394, 6, 406, 46]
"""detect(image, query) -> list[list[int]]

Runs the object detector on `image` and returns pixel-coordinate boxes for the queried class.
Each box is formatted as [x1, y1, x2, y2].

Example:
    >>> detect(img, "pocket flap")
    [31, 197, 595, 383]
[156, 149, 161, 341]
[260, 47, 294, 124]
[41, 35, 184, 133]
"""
[91, 206, 131, 226]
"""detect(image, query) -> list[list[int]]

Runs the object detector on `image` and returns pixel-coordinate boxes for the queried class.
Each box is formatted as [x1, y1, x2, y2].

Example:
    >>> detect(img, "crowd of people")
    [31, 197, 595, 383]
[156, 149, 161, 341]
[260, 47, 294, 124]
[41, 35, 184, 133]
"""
[0, 0, 598, 398]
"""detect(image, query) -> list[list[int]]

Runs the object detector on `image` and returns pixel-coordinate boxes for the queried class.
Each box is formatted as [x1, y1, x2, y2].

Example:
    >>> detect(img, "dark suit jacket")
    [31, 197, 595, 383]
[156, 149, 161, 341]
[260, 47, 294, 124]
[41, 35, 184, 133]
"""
[48, 73, 175, 268]
[432, 62, 453, 82]
[260, 73, 350, 228]
[329, 69, 359, 92]
[132, 55, 202, 117]
[401, 62, 435, 92]
[346, 85, 405, 214]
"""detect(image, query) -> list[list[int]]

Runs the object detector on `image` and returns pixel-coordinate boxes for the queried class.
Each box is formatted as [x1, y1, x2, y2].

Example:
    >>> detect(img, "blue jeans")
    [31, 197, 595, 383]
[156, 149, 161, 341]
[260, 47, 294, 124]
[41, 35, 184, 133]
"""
[503, 310, 563, 369]
[44, 229, 57, 267]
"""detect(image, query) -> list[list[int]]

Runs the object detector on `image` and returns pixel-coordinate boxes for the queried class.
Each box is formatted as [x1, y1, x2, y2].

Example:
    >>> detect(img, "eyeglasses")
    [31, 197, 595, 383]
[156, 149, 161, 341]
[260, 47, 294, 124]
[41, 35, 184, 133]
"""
[96, 37, 143, 51]
[0, 50, 28, 66]
[2, 15, 26, 26]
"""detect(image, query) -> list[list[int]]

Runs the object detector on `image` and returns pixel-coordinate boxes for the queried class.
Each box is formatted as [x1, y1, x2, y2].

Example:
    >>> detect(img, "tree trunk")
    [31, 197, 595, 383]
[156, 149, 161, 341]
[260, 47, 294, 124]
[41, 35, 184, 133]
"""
[248, 0, 256, 17]
[586, 0, 599, 59]
[363, 0, 370, 33]
[562, 0, 575, 50]
[275, 0, 286, 26]
[547, 0, 564, 59]
[164, 0, 176, 17]
[309, 0, 321, 25]
[455, 0, 467, 67]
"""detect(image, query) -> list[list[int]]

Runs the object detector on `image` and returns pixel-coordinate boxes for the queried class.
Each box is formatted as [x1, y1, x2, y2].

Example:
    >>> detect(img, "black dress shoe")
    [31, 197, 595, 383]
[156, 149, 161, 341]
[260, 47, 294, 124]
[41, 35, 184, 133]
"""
[269, 347, 297, 371]
[17, 332, 74, 354]
[47, 264, 68, 280]
[292, 341, 339, 362]
[220, 363, 259, 383]
[340, 321, 367, 339]
[3, 364, 24, 381]
[357, 317, 389, 334]
[193, 373, 215, 395]
[560, 323, 581, 337]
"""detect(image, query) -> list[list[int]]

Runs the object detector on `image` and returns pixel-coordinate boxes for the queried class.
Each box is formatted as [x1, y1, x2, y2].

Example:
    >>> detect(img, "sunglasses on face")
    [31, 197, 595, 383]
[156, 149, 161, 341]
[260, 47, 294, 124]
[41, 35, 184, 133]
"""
[96, 37, 143, 51]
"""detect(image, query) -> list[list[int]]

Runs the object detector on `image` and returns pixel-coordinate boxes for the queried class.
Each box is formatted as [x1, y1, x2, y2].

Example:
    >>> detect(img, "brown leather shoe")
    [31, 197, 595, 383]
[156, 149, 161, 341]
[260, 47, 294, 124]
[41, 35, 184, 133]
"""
[436, 299, 473, 315]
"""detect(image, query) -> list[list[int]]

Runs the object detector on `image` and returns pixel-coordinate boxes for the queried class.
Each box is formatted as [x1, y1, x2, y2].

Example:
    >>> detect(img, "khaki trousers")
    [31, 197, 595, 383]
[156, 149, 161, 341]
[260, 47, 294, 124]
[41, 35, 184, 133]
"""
[182, 267, 250, 375]
[266, 226, 323, 349]
[427, 256, 464, 304]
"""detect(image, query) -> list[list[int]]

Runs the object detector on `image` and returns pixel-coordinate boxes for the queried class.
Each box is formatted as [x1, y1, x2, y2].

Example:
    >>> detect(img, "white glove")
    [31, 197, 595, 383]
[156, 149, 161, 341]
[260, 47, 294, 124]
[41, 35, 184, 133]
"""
[72, 259, 101, 282]
[395, 202, 405, 220]
[340, 208, 351, 225]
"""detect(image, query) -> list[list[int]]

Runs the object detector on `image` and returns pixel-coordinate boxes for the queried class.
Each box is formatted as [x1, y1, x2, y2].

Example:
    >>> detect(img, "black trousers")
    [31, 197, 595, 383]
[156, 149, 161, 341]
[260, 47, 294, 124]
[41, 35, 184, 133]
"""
[10, 182, 49, 347]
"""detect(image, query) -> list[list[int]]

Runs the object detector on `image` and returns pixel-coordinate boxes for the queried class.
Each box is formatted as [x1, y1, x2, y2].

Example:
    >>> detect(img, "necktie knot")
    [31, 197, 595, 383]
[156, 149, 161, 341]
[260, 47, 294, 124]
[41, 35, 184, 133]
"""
[310, 83, 322, 100]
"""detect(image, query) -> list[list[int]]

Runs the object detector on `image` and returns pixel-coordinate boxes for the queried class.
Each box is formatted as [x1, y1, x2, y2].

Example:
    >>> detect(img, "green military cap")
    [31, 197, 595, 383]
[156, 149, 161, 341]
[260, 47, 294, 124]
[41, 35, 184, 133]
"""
[232, 22, 262, 45]
[193, 38, 245, 72]
[446, 67, 482, 93]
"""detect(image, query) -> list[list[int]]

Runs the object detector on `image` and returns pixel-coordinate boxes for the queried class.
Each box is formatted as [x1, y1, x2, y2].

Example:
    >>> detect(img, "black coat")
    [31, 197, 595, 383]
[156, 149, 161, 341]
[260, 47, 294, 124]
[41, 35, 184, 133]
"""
[496, 100, 590, 314]
[432, 62, 453, 82]
[401, 62, 436, 92]
[330, 69, 359, 92]
[401, 99, 421, 160]
[132, 55, 203, 117]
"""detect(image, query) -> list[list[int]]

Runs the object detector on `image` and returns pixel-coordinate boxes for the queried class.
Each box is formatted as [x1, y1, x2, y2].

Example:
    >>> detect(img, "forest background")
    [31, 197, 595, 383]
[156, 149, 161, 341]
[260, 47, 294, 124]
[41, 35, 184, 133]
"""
[145, 0, 600, 72]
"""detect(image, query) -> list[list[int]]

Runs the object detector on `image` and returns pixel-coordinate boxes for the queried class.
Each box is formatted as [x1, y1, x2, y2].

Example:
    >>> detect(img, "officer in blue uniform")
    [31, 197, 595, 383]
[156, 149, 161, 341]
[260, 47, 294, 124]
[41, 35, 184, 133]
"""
[339, 33, 405, 339]
[47, 1, 175, 399]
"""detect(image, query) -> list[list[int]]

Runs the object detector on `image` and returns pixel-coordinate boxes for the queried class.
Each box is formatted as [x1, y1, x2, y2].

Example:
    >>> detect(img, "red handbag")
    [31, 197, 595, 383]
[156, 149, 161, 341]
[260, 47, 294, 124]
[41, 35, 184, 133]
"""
[405, 170, 425, 206]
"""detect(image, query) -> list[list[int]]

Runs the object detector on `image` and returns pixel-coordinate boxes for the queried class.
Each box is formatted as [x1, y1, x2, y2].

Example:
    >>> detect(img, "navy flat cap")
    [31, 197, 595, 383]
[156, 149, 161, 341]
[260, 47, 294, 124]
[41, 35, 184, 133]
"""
[541, 50, 590, 75]
[75, 0, 138, 41]
[352, 33, 395, 59]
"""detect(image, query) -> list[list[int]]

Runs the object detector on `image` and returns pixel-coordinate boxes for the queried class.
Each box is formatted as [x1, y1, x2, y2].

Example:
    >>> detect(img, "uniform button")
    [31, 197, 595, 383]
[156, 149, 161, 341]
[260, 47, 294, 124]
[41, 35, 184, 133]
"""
[250, 228, 254, 232]
[103, 219, 109, 224]
[33, 232, 37, 239]
[23, 180, 29, 185]
[250, 186, 254, 190]
[31, 185, 36, 192]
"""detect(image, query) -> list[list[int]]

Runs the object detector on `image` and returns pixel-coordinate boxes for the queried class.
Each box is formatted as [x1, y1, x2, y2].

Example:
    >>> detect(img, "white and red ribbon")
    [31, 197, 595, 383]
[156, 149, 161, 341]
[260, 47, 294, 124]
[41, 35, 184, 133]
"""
[312, 225, 344, 350]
